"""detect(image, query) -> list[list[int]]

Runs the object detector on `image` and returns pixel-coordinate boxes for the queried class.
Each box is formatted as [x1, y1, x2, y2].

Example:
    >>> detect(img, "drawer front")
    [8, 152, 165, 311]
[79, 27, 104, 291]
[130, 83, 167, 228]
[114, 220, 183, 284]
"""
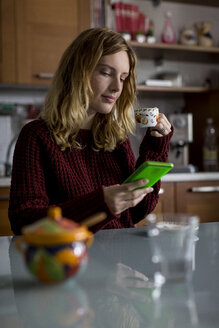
[176, 181, 219, 222]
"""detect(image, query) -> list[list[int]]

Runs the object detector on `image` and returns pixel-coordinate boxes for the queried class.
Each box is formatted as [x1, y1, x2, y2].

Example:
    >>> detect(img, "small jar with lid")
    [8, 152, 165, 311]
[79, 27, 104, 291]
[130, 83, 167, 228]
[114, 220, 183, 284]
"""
[16, 206, 93, 283]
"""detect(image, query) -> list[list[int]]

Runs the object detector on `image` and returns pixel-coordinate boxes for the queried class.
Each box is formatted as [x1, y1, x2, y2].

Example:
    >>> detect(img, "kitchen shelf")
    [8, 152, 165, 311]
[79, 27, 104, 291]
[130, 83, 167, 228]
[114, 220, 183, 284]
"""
[144, 0, 219, 6]
[162, 0, 219, 7]
[137, 85, 212, 94]
[130, 41, 219, 63]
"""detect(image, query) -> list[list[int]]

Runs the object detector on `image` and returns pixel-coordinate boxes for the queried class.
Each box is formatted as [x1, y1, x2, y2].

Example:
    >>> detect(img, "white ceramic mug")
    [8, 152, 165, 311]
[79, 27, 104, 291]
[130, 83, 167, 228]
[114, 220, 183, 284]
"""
[135, 107, 159, 127]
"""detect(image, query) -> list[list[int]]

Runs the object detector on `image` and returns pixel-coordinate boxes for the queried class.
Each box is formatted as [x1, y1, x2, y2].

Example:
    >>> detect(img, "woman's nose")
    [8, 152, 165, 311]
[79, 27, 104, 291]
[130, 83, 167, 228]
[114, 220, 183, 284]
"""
[110, 76, 121, 93]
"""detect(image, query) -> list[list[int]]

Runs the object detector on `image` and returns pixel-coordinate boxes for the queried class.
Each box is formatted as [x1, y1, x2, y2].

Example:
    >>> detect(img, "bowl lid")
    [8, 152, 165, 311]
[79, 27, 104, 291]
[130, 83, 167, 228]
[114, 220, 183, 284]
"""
[21, 207, 93, 246]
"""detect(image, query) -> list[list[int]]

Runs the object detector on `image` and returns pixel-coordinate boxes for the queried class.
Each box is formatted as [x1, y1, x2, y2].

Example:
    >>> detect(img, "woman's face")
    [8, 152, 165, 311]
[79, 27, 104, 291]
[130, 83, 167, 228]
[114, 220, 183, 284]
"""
[88, 51, 130, 115]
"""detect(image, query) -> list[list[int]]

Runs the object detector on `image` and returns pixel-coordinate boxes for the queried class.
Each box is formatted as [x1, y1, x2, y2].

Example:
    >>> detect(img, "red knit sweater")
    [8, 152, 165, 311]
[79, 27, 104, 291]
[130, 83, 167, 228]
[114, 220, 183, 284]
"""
[9, 120, 173, 235]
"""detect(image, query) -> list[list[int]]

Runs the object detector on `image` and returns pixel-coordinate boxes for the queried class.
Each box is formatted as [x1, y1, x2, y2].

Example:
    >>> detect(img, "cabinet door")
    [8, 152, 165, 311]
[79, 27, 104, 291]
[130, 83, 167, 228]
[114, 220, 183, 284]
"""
[153, 182, 175, 214]
[0, 0, 16, 82]
[176, 181, 219, 222]
[0, 187, 13, 236]
[14, 0, 90, 85]
[136, 182, 175, 227]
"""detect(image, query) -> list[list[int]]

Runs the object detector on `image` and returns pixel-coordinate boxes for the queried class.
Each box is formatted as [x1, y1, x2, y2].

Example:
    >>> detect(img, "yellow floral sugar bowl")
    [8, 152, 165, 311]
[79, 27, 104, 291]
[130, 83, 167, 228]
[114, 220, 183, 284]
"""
[15, 206, 94, 284]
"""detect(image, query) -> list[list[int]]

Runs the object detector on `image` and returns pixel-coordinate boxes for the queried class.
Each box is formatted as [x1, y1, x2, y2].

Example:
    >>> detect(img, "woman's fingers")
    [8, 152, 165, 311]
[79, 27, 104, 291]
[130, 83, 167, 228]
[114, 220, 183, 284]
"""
[103, 180, 154, 215]
[159, 113, 171, 128]
[150, 113, 172, 137]
[120, 178, 148, 191]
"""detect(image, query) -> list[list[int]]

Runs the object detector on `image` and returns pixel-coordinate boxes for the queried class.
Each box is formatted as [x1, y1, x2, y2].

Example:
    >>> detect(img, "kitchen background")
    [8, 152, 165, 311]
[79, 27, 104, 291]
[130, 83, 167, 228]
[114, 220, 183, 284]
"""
[0, 0, 219, 235]
[0, 0, 219, 176]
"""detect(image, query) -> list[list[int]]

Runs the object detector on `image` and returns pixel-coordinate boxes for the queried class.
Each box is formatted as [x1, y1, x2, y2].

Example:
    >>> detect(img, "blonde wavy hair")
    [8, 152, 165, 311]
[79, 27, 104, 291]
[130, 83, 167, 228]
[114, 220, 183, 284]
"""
[39, 27, 137, 151]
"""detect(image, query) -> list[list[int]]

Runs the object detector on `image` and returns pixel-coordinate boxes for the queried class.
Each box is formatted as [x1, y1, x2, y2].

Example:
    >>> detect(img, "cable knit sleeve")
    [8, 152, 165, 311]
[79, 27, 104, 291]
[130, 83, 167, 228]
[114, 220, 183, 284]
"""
[137, 126, 174, 165]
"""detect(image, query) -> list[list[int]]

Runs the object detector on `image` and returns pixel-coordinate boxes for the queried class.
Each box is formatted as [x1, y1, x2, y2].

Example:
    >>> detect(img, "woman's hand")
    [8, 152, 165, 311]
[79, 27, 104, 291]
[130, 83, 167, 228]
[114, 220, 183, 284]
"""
[103, 179, 153, 215]
[150, 113, 172, 137]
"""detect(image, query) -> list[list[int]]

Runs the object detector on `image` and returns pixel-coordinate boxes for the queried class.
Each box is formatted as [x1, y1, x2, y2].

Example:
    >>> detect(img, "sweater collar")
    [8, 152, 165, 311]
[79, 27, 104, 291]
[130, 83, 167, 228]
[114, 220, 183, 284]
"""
[77, 129, 93, 146]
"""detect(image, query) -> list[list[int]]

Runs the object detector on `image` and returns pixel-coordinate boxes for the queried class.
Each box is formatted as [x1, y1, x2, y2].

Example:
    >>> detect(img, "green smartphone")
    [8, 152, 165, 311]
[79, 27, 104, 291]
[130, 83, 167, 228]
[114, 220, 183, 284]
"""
[122, 161, 174, 189]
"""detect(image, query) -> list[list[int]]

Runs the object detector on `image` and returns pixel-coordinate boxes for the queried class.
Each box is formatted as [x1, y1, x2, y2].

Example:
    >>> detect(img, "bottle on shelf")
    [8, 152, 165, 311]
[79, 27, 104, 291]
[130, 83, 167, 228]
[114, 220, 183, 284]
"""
[161, 11, 176, 44]
[202, 117, 218, 172]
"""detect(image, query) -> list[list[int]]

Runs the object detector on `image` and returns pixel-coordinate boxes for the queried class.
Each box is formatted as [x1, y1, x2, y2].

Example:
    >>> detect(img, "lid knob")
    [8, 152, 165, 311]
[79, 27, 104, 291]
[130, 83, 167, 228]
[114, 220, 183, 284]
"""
[47, 206, 62, 221]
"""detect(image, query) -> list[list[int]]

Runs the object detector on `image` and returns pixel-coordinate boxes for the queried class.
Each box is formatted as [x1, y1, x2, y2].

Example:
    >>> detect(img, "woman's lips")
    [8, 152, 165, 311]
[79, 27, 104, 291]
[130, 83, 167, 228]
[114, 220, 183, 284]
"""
[103, 95, 115, 103]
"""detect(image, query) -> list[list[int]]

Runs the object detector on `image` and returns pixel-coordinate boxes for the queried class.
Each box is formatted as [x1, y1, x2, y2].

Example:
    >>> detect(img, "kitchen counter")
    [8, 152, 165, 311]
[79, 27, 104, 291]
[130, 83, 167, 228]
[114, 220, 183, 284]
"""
[162, 172, 219, 182]
[1, 172, 219, 187]
[0, 177, 11, 187]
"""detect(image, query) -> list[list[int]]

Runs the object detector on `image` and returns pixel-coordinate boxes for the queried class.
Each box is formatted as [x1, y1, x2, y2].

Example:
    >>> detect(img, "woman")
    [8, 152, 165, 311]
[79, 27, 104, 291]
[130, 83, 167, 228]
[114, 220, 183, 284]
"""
[9, 28, 173, 235]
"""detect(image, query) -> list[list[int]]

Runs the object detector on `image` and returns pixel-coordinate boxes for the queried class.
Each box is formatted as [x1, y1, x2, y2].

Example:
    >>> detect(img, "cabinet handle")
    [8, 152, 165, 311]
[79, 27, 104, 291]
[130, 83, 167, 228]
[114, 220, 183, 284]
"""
[35, 73, 54, 79]
[159, 188, 164, 194]
[189, 186, 219, 193]
[0, 195, 9, 200]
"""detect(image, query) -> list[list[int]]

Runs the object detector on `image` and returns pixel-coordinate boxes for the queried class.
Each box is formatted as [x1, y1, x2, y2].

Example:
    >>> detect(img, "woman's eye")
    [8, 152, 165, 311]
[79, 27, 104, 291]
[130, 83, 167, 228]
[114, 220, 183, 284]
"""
[101, 71, 111, 77]
[120, 77, 127, 83]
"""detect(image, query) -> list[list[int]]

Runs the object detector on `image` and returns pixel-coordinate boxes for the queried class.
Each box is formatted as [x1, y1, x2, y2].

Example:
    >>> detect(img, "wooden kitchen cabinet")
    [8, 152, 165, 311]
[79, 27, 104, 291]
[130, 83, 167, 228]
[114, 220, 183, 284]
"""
[136, 181, 175, 227]
[0, 0, 91, 85]
[152, 182, 176, 214]
[137, 179, 219, 227]
[0, 187, 12, 236]
[0, 0, 16, 82]
[175, 180, 219, 222]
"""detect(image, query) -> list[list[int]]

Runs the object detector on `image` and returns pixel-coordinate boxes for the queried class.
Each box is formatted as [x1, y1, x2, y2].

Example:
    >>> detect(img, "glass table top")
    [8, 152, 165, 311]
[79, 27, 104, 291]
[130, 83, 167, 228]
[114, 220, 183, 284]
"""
[0, 223, 219, 328]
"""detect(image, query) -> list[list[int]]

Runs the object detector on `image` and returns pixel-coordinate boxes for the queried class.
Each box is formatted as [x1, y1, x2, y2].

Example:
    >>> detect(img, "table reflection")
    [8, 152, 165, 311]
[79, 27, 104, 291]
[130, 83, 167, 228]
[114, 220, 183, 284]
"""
[77, 228, 199, 328]
[82, 255, 199, 328]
